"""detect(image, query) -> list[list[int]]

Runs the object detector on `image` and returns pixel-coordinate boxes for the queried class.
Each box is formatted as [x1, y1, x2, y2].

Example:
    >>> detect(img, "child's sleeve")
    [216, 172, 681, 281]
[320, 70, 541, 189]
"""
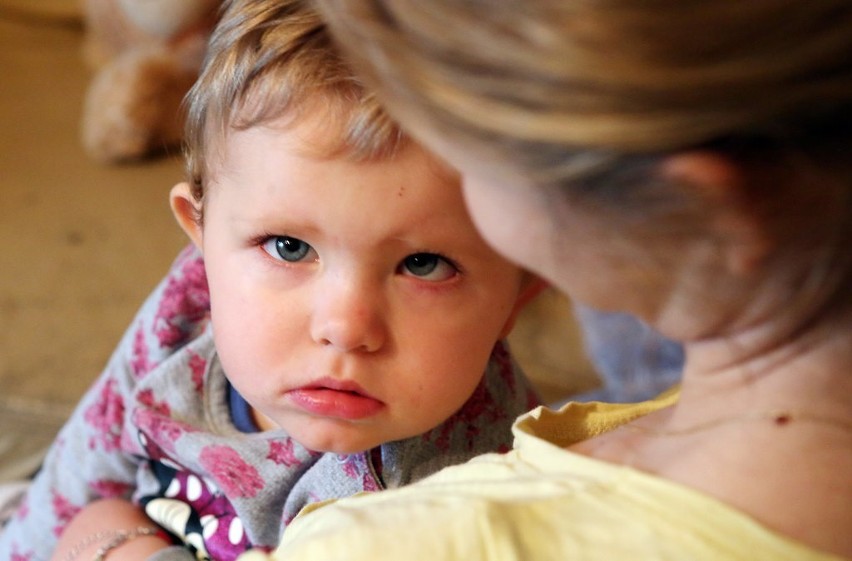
[0, 246, 209, 561]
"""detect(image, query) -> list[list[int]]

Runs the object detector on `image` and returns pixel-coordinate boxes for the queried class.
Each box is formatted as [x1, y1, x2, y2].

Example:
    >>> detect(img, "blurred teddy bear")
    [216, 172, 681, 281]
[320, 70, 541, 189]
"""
[80, 0, 220, 163]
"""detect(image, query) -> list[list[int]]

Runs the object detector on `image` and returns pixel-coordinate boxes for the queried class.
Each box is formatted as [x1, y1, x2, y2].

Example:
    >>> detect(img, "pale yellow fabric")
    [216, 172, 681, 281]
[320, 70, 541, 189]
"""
[241, 390, 844, 561]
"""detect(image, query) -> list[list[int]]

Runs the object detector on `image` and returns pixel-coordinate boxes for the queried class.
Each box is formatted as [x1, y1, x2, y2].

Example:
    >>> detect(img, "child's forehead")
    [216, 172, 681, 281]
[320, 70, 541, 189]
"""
[200, 141, 463, 255]
[205, 103, 408, 181]
[213, 122, 467, 214]
[211, 104, 454, 182]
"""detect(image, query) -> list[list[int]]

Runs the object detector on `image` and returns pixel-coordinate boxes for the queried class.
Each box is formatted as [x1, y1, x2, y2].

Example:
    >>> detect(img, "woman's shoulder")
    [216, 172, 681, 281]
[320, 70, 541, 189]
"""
[270, 416, 841, 561]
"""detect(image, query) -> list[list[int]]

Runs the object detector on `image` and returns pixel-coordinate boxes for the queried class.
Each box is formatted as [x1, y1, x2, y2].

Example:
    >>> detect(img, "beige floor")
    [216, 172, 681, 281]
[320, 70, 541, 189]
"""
[0, 4, 599, 481]
[0, 5, 189, 479]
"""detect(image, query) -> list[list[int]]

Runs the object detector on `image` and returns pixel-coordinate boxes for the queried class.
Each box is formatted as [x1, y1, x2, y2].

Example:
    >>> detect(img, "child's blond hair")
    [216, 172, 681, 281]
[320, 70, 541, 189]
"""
[183, 0, 406, 203]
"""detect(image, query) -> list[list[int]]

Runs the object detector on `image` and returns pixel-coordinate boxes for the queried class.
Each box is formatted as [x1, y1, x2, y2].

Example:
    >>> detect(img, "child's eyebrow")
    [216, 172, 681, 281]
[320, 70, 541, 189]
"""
[242, 216, 323, 236]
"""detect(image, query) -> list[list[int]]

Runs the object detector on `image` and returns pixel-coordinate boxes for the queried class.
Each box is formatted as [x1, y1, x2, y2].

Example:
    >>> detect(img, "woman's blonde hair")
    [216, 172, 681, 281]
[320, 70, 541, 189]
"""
[315, 1, 852, 179]
[315, 0, 852, 316]
[183, 0, 404, 202]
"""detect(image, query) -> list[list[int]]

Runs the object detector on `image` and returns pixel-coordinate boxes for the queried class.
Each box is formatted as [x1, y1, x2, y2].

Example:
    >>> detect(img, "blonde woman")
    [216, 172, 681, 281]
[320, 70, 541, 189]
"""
[243, 1, 852, 560]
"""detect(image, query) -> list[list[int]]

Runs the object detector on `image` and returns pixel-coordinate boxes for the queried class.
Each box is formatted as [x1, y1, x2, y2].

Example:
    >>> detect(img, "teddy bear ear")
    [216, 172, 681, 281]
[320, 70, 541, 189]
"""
[81, 51, 192, 163]
[80, 0, 219, 163]
[118, 0, 219, 39]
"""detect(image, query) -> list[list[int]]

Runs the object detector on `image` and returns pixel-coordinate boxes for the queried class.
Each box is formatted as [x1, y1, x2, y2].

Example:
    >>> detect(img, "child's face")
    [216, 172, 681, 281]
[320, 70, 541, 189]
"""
[172, 117, 530, 454]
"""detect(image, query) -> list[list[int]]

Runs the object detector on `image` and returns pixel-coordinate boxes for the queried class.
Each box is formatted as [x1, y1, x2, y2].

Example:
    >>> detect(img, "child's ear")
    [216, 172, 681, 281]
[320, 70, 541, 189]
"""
[499, 275, 548, 339]
[170, 182, 204, 249]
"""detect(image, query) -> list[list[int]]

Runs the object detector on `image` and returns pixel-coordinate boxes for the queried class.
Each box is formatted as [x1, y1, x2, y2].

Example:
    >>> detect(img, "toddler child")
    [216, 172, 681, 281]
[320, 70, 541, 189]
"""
[0, 1, 541, 560]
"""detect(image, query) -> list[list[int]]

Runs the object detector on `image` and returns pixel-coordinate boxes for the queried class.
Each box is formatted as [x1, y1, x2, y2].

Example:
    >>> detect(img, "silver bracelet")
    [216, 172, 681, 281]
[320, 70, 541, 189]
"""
[63, 526, 160, 561]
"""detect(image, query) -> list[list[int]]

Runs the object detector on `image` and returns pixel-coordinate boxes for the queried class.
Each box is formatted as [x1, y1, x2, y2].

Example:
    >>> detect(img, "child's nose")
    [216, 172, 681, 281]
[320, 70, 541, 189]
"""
[310, 277, 386, 353]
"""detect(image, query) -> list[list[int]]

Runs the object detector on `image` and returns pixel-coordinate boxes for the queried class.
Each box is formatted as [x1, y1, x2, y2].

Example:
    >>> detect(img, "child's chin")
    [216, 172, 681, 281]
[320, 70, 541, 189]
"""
[294, 432, 382, 456]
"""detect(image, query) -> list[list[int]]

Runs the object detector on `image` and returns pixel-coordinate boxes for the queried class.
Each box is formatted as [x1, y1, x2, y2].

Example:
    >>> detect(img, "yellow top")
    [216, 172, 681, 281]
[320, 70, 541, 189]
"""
[241, 389, 845, 561]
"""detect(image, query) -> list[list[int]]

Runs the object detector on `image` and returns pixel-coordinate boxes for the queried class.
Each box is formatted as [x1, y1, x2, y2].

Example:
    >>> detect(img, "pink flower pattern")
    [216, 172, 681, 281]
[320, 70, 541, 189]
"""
[137, 388, 171, 417]
[10, 547, 33, 561]
[134, 410, 192, 455]
[342, 456, 359, 479]
[154, 252, 210, 348]
[89, 479, 134, 498]
[199, 445, 264, 498]
[130, 323, 152, 377]
[267, 438, 301, 467]
[338, 454, 379, 490]
[362, 472, 381, 492]
[84, 378, 125, 452]
[188, 350, 207, 394]
[50, 490, 79, 537]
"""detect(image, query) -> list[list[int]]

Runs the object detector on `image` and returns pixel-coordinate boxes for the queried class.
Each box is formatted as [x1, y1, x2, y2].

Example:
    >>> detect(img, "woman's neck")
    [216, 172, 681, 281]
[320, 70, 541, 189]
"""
[572, 310, 852, 557]
[639, 312, 852, 557]
[675, 309, 852, 421]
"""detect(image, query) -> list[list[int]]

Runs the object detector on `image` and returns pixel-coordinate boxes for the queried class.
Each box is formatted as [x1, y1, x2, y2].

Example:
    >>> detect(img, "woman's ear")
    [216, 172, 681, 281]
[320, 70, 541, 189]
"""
[660, 151, 771, 276]
[170, 182, 204, 249]
[499, 274, 548, 339]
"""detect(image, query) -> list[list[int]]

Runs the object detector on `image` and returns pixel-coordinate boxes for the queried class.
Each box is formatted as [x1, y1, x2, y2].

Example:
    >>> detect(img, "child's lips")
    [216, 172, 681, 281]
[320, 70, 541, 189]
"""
[287, 378, 384, 420]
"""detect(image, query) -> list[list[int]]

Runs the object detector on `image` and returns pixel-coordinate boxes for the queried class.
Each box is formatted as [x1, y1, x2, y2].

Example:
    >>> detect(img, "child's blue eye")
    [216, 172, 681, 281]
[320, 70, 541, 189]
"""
[401, 253, 457, 281]
[263, 236, 314, 262]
